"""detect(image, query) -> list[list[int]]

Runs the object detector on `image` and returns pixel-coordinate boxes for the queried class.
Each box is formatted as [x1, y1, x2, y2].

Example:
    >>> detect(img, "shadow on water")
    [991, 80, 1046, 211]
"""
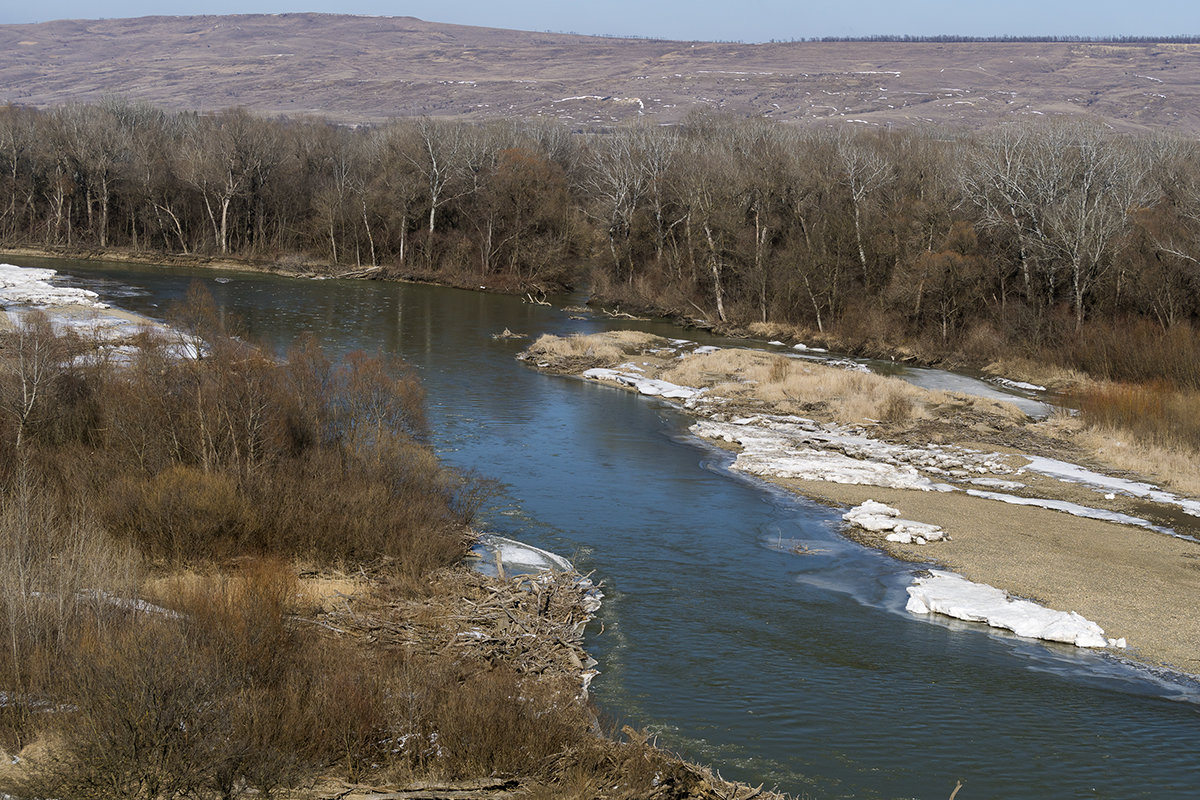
[25, 256, 1200, 800]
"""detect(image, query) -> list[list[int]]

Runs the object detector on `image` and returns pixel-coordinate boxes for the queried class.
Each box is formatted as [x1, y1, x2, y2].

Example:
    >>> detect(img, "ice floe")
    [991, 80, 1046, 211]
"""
[843, 500, 946, 544]
[582, 367, 703, 399]
[991, 377, 1047, 392]
[905, 570, 1120, 649]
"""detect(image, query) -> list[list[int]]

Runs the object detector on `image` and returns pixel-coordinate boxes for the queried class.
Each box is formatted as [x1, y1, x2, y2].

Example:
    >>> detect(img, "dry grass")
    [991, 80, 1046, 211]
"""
[1076, 426, 1200, 497]
[527, 331, 1031, 431]
[983, 356, 1092, 392]
[523, 331, 664, 372]
[662, 349, 945, 425]
[1051, 381, 1200, 495]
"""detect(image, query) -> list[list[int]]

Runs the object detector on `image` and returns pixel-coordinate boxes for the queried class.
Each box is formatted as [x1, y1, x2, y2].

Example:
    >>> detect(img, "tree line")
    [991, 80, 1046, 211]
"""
[4, 101, 1200, 382]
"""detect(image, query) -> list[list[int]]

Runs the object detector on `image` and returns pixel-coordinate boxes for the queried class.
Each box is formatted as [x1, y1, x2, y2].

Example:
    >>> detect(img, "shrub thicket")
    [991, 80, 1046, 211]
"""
[0, 290, 585, 797]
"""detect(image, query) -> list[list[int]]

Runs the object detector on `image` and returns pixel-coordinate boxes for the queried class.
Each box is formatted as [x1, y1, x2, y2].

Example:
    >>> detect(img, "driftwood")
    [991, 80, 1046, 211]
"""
[335, 265, 384, 279]
[324, 568, 599, 685]
[318, 777, 523, 799]
[601, 306, 643, 320]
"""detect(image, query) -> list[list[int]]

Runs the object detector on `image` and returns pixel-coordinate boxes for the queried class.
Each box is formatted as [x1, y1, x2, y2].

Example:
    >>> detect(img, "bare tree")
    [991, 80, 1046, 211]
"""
[834, 130, 895, 287]
[582, 127, 650, 280]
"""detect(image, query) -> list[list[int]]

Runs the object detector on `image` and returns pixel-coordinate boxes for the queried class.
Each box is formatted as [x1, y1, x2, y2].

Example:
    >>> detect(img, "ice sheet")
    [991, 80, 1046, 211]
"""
[0, 263, 107, 308]
[583, 367, 703, 399]
[906, 570, 1117, 649]
[1021, 455, 1200, 518]
[964, 488, 1180, 536]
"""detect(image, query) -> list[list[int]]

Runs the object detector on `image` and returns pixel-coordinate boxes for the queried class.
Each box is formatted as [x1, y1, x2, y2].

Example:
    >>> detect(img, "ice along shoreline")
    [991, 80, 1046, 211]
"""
[519, 331, 1200, 674]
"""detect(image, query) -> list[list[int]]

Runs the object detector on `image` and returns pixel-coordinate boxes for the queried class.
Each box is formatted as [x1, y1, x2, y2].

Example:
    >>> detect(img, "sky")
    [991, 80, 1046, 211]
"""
[2, 1, 1198, 41]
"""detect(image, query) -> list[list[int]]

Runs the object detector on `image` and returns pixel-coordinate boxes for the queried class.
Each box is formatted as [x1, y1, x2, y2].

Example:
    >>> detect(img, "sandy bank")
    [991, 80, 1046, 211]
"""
[521, 331, 1200, 675]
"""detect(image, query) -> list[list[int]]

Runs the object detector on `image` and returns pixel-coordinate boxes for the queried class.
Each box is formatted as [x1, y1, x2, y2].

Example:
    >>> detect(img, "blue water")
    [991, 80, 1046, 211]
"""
[22, 257, 1200, 800]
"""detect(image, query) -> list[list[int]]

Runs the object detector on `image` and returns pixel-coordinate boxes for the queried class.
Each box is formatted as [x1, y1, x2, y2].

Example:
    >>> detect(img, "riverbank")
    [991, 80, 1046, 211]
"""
[0, 245, 564, 296]
[520, 331, 1200, 675]
[1, 267, 785, 800]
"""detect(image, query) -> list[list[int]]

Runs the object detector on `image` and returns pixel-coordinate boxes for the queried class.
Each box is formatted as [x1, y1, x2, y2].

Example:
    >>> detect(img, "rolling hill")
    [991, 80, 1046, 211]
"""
[2, 13, 1199, 132]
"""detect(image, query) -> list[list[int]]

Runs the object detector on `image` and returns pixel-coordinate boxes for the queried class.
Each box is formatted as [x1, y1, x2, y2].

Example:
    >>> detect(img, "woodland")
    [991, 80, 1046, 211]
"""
[4, 101, 1200, 391]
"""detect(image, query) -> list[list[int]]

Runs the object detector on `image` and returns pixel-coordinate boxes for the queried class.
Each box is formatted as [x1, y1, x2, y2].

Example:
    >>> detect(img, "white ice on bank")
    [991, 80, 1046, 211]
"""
[964, 488, 1176, 535]
[0, 263, 107, 308]
[582, 367, 703, 399]
[991, 376, 1047, 392]
[843, 500, 946, 544]
[969, 477, 1026, 491]
[905, 570, 1114, 648]
[2, 263, 200, 361]
[475, 534, 574, 575]
[695, 418, 943, 489]
[1020, 455, 1200, 518]
[691, 414, 1007, 491]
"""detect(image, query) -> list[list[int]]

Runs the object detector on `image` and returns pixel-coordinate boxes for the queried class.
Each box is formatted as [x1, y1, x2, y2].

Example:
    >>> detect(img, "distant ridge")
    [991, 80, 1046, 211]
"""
[3, 13, 1200, 132]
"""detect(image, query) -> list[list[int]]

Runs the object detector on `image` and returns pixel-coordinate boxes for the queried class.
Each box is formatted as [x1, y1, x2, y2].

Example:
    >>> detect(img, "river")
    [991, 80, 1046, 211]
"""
[18, 256, 1200, 800]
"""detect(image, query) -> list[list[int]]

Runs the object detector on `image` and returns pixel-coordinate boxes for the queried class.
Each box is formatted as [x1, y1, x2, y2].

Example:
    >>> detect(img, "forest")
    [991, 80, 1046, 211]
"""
[3, 100, 1200, 388]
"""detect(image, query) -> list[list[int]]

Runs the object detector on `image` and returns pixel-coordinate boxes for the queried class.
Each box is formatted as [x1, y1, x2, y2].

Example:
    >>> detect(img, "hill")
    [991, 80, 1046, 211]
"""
[2, 13, 1200, 131]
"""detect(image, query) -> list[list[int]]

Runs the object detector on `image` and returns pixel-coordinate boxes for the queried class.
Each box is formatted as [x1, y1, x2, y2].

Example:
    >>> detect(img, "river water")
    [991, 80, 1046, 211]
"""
[19, 256, 1200, 800]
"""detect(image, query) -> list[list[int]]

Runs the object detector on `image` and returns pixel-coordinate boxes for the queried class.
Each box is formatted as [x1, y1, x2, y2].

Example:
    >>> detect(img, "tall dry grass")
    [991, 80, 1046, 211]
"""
[0, 471, 140, 752]
[523, 331, 664, 371]
[1056, 318, 1200, 390]
[1066, 381, 1200, 494]
[662, 349, 954, 424]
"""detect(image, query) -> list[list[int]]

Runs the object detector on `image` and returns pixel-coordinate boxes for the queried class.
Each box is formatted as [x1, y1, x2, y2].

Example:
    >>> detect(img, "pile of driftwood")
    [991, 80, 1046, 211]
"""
[309, 568, 787, 800]
[324, 567, 599, 688]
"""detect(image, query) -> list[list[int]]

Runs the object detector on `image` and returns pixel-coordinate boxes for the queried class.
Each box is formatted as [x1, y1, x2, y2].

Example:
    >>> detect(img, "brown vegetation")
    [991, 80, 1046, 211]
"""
[5, 102, 1200, 401]
[528, 332, 1027, 434]
[0, 296, 782, 799]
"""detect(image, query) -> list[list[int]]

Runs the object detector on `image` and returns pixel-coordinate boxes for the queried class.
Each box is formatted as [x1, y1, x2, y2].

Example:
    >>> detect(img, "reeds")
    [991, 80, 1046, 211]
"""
[1073, 381, 1200, 451]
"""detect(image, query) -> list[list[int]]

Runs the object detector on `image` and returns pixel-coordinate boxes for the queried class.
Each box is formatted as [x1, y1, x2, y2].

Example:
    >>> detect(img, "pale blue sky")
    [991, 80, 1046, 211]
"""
[3, 1, 1198, 41]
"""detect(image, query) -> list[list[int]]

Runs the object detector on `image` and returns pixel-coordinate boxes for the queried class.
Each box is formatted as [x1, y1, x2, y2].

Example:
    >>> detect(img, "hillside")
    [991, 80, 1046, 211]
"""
[3, 13, 1200, 131]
